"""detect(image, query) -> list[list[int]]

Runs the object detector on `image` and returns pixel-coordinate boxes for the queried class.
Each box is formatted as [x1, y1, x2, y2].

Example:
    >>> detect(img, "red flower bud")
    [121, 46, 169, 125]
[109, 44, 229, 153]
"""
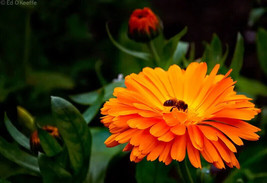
[128, 7, 162, 42]
[30, 125, 61, 154]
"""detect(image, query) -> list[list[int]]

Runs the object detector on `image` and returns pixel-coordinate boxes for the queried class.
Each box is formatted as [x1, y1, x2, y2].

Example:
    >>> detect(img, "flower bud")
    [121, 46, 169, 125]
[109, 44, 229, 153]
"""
[30, 125, 61, 154]
[128, 7, 162, 42]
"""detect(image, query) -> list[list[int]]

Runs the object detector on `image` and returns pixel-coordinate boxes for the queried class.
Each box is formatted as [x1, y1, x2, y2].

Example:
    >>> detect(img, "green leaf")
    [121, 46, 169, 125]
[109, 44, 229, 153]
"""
[70, 80, 125, 105]
[106, 23, 151, 61]
[248, 8, 266, 27]
[230, 33, 244, 79]
[173, 41, 189, 65]
[256, 28, 267, 75]
[136, 161, 176, 183]
[4, 114, 30, 150]
[236, 76, 267, 97]
[202, 34, 226, 70]
[83, 90, 104, 124]
[163, 27, 187, 66]
[38, 154, 72, 183]
[85, 128, 124, 183]
[69, 90, 100, 106]
[38, 128, 62, 157]
[0, 179, 11, 183]
[0, 137, 39, 173]
[103, 80, 125, 101]
[51, 97, 91, 181]
[28, 71, 74, 92]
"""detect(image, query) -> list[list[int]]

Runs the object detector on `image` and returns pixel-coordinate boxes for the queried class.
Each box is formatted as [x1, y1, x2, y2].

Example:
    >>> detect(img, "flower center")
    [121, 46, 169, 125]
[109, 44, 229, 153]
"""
[163, 99, 188, 112]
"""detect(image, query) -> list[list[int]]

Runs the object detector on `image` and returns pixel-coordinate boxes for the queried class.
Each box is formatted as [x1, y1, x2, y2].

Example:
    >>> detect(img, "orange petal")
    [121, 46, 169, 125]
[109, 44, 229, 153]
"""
[127, 117, 159, 129]
[171, 135, 186, 161]
[170, 124, 186, 135]
[211, 140, 231, 163]
[187, 135, 202, 168]
[188, 125, 203, 150]
[158, 131, 175, 142]
[167, 64, 184, 100]
[147, 142, 165, 161]
[198, 125, 218, 141]
[150, 122, 170, 137]
[105, 134, 120, 147]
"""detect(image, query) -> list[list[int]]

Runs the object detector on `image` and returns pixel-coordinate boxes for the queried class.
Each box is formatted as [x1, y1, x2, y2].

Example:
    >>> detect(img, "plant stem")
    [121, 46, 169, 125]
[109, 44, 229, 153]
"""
[147, 41, 161, 67]
[184, 159, 194, 183]
[178, 160, 194, 183]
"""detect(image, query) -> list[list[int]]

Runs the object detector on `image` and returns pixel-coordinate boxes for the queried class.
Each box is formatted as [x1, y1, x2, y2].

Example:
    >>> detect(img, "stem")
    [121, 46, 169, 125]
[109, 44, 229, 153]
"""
[178, 160, 194, 183]
[23, 12, 31, 81]
[184, 159, 194, 183]
[147, 41, 161, 66]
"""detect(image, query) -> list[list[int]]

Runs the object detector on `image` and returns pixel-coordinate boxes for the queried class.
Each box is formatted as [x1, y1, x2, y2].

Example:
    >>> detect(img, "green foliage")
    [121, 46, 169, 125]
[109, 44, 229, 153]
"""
[4, 114, 31, 150]
[136, 161, 177, 183]
[230, 33, 244, 79]
[0, 137, 39, 173]
[38, 128, 62, 157]
[106, 23, 151, 61]
[202, 34, 229, 71]
[38, 154, 72, 183]
[256, 28, 267, 75]
[236, 76, 267, 97]
[86, 128, 124, 183]
[51, 96, 92, 181]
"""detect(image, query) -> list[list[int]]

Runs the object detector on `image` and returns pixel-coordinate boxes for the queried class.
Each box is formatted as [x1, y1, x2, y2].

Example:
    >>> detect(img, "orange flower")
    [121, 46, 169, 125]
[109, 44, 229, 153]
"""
[128, 7, 162, 42]
[101, 62, 261, 169]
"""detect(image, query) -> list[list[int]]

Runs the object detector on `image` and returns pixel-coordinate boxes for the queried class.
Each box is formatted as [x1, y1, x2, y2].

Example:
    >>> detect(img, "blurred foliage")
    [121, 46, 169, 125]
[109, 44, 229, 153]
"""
[0, 0, 266, 183]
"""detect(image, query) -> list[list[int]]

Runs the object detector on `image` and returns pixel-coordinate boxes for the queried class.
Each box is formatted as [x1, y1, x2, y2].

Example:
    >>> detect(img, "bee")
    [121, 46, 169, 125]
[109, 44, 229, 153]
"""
[163, 98, 188, 112]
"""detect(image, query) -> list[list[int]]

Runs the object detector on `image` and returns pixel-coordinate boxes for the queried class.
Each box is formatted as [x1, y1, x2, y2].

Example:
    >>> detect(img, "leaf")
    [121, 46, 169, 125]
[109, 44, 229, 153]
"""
[4, 114, 30, 150]
[163, 27, 188, 67]
[28, 71, 74, 92]
[17, 106, 35, 132]
[202, 34, 225, 70]
[38, 128, 62, 157]
[103, 80, 125, 101]
[230, 33, 244, 79]
[224, 148, 267, 183]
[83, 90, 104, 124]
[136, 161, 176, 183]
[0, 137, 39, 173]
[70, 80, 125, 105]
[85, 128, 124, 183]
[0, 155, 35, 179]
[248, 8, 266, 27]
[236, 76, 267, 97]
[0, 179, 11, 183]
[173, 41, 189, 65]
[256, 28, 267, 75]
[51, 97, 91, 181]
[69, 90, 100, 106]
[106, 23, 151, 61]
[38, 154, 72, 183]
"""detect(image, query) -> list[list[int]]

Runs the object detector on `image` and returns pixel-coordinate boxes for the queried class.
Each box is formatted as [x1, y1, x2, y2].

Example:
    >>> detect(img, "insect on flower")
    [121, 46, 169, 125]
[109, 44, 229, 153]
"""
[101, 62, 261, 169]
[163, 98, 188, 112]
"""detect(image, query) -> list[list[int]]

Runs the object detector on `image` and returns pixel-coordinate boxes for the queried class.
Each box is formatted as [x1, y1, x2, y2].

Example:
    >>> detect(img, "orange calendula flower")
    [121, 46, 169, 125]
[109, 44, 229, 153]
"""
[101, 62, 261, 169]
[128, 7, 162, 42]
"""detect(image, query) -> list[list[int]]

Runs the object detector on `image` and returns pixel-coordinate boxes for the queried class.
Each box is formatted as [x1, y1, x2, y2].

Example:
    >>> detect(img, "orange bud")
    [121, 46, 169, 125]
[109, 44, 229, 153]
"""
[30, 125, 61, 154]
[128, 7, 162, 42]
